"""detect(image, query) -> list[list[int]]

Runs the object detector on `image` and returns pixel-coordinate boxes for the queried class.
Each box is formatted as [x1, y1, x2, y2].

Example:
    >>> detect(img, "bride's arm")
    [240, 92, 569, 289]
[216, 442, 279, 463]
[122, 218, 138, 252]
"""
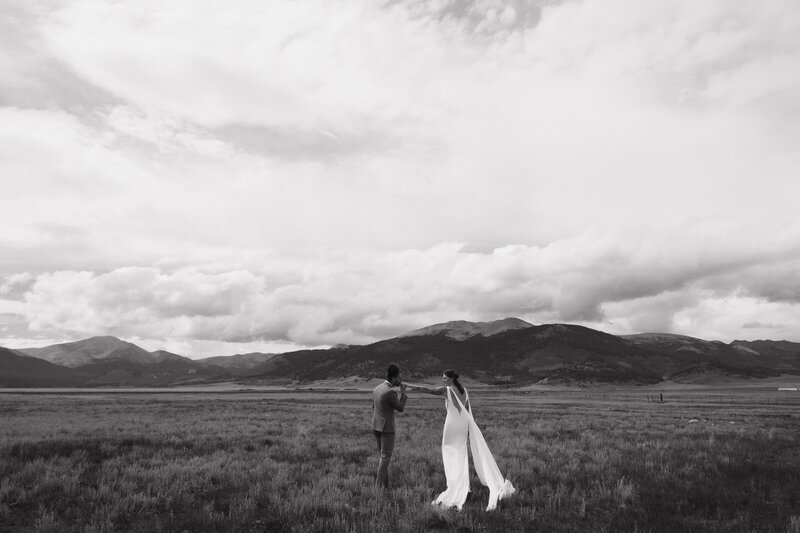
[403, 383, 446, 395]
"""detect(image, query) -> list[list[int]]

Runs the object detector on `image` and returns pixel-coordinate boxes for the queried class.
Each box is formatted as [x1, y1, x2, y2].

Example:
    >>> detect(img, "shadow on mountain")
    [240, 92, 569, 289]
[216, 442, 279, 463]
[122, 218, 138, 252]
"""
[3, 320, 800, 387]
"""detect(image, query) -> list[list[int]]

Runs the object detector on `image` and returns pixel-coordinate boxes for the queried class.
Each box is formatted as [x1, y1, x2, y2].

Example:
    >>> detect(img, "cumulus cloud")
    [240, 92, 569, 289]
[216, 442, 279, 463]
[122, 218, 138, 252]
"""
[7, 226, 799, 356]
[4, 0, 798, 257]
[742, 321, 784, 330]
[40, 0, 455, 130]
[0, 273, 34, 296]
[25, 268, 262, 338]
[2, 0, 800, 352]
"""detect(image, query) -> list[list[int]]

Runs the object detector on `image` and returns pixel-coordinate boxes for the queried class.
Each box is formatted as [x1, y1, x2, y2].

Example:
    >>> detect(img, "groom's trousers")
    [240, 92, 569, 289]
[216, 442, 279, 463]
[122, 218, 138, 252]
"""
[373, 430, 395, 488]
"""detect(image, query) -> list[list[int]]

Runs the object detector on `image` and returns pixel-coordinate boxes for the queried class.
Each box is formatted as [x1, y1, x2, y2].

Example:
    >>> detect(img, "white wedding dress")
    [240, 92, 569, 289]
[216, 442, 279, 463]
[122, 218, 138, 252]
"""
[433, 386, 516, 511]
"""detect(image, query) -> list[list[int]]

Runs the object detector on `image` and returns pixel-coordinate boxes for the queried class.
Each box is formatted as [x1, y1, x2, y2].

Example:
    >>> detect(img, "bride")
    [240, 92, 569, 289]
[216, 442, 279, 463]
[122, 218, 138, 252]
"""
[408, 370, 515, 511]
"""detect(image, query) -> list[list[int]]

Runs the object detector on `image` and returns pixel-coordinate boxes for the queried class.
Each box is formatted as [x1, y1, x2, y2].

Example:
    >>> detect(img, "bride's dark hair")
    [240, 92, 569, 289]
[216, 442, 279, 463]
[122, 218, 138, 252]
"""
[444, 369, 464, 395]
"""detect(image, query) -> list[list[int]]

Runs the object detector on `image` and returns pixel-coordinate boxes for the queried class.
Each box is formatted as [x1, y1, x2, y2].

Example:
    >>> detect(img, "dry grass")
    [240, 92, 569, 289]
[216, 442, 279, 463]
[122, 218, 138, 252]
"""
[1, 389, 799, 532]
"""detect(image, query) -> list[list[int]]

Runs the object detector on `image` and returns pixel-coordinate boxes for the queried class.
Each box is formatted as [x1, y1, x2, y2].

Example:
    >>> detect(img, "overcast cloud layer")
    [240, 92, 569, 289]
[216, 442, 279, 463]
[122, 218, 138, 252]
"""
[2, 0, 799, 357]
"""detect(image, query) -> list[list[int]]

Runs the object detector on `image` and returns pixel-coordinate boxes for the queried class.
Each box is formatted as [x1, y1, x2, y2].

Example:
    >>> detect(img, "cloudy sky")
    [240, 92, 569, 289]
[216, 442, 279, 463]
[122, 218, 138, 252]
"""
[2, 0, 799, 358]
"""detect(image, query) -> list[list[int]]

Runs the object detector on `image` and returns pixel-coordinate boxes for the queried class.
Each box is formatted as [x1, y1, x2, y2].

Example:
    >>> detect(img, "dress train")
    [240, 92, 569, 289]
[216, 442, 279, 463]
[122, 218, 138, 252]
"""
[433, 387, 516, 511]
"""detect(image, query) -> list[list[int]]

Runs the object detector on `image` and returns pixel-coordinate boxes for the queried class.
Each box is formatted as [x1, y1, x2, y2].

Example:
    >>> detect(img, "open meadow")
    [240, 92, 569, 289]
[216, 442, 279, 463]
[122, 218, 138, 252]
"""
[1, 387, 799, 532]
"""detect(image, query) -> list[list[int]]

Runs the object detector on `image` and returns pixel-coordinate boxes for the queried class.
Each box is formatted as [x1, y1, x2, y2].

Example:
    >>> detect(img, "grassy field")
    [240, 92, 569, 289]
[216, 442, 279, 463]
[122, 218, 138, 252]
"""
[1, 388, 799, 532]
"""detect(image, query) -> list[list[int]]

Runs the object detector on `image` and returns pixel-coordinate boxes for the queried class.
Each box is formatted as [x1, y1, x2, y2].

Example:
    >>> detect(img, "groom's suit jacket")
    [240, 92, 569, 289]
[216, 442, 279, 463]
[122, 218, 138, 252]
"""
[372, 381, 407, 434]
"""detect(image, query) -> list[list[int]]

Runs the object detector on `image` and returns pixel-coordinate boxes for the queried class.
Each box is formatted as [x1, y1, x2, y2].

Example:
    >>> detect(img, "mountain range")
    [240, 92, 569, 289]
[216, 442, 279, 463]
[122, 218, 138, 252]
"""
[2, 318, 800, 387]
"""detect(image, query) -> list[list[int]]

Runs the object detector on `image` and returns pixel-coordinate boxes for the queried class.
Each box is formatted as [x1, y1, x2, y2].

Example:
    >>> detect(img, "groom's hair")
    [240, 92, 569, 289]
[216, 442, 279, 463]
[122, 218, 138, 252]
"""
[386, 364, 400, 380]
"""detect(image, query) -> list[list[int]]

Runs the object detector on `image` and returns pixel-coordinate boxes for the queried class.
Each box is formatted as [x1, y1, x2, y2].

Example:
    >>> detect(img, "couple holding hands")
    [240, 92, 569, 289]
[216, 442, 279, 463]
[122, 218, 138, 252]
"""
[371, 364, 516, 511]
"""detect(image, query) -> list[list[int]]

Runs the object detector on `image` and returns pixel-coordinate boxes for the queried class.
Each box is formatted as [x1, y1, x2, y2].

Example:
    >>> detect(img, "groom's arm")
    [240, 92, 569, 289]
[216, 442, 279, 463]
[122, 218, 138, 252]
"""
[387, 388, 407, 412]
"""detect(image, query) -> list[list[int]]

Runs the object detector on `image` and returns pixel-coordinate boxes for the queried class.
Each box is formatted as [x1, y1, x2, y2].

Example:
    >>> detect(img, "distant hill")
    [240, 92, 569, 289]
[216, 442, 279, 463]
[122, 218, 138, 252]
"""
[195, 352, 278, 375]
[622, 333, 798, 382]
[400, 318, 533, 340]
[13, 336, 231, 387]
[729, 339, 800, 370]
[0, 346, 89, 387]
[19, 336, 184, 367]
[3, 319, 800, 387]
[76, 358, 231, 387]
[244, 323, 800, 385]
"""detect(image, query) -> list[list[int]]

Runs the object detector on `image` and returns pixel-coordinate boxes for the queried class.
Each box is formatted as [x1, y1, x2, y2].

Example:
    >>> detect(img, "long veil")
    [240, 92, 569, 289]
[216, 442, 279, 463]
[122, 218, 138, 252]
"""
[455, 391, 516, 511]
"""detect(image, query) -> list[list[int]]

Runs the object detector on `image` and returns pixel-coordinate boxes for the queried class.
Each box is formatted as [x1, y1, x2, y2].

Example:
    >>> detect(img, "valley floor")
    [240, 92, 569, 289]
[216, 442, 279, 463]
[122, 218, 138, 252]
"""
[1, 389, 799, 532]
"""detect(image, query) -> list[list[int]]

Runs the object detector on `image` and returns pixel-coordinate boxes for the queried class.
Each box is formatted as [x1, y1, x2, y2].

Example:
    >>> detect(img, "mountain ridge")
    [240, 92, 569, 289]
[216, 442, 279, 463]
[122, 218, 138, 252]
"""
[0, 346, 90, 387]
[399, 317, 534, 340]
[19, 336, 183, 367]
[4, 319, 800, 387]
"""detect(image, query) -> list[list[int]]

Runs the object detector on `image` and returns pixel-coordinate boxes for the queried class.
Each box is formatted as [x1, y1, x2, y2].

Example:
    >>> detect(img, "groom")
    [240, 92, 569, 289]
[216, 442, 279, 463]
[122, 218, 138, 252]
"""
[371, 363, 407, 489]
